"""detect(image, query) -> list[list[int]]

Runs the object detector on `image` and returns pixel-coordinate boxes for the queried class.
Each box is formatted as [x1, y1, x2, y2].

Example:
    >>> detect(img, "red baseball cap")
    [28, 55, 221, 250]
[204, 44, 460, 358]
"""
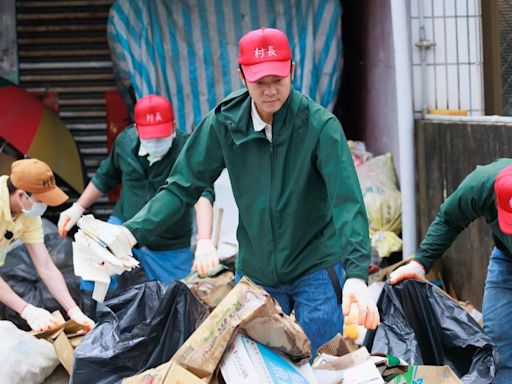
[134, 95, 174, 140]
[495, 166, 512, 234]
[238, 28, 292, 83]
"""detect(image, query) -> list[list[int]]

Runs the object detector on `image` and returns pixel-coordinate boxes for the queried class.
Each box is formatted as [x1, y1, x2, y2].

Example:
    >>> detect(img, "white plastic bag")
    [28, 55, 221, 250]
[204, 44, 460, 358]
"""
[0, 321, 59, 383]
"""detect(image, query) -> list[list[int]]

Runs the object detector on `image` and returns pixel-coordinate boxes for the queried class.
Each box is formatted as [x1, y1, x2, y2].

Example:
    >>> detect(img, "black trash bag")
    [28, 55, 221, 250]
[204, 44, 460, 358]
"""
[71, 281, 209, 384]
[364, 280, 498, 383]
[79, 265, 150, 321]
[0, 220, 82, 329]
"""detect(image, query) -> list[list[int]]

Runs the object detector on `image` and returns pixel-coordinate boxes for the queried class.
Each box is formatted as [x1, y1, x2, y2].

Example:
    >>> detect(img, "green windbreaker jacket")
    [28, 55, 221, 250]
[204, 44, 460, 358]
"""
[125, 88, 370, 285]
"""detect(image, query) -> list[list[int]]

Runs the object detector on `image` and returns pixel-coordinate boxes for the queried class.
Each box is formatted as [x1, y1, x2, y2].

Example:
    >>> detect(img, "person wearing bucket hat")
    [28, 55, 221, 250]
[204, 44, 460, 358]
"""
[82, 27, 378, 356]
[0, 158, 94, 332]
[58, 94, 217, 288]
[389, 158, 512, 382]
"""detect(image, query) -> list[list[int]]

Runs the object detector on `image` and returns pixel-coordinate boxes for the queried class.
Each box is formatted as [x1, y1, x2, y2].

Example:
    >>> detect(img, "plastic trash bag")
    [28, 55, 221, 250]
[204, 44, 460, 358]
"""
[0, 221, 82, 330]
[0, 320, 60, 384]
[364, 280, 498, 383]
[71, 281, 209, 384]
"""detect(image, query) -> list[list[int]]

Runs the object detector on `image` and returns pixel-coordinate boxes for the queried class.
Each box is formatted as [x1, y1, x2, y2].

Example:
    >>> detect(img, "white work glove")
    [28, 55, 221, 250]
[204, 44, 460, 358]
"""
[389, 260, 426, 285]
[342, 278, 380, 330]
[192, 239, 219, 276]
[58, 202, 85, 237]
[67, 306, 95, 330]
[20, 304, 60, 332]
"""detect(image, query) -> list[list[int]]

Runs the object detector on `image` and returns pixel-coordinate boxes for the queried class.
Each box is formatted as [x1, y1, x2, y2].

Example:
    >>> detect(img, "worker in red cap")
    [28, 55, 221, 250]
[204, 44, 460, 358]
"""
[79, 28, 379, 356]
[0, 158, 94, 331]
[58, 94, 217, 289]
[390, 159, 512, 383]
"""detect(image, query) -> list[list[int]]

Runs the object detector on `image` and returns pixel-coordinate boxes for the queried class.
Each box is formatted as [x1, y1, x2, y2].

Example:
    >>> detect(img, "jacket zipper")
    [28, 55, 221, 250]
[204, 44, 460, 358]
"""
[269, 140, 278, 284]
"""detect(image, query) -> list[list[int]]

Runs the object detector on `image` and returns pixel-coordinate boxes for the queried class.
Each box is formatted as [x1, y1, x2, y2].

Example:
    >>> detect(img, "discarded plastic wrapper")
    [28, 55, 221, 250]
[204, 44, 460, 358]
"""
[72, 215, 139, 302]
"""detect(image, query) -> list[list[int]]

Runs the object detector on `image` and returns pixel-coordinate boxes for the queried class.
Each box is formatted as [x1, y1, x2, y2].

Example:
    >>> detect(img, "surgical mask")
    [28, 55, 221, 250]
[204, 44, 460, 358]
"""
[20, 193, 48, 217]
[140, 135, 174, 165]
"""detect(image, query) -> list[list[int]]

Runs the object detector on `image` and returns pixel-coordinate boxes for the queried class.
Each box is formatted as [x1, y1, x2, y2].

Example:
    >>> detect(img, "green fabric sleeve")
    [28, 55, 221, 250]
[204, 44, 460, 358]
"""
[124, 113, 225, 245]
[316, 117, 371, 282]
[415, 168, 494, 271]
[91, 136, 122, 194]
[200, 187, 215, 204]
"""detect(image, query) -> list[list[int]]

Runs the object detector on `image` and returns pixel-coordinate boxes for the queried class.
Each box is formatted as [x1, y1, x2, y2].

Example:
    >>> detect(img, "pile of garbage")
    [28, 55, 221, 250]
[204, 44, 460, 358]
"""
[0, 220, 499, 384]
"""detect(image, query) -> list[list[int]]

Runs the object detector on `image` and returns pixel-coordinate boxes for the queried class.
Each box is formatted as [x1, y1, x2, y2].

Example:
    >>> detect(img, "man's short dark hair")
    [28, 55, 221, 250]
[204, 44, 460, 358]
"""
[6, 177, 16, 195]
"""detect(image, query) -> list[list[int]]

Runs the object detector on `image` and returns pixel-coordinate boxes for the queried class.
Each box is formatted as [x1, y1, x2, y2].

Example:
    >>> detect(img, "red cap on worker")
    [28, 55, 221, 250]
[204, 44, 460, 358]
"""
[495, 166, 512, 234]
[134, 95, 174, 140]
[238, 27, 292, 83]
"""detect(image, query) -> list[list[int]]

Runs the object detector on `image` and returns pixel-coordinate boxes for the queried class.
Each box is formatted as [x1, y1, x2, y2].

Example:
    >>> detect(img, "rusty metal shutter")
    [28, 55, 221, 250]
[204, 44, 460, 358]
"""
[16, 0, 117, 221]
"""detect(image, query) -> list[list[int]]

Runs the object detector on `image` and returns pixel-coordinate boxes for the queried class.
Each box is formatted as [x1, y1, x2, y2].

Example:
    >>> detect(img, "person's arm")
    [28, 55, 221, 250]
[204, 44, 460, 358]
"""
[58, 182, 104, 236]
[316, 117, 379, 330]
[26, 243, 94, 327]
[414, 168, 493, 271]
[124, 112, 225, 245]
[195, 196, 214, 240]
[316, 117, 371, 281]
[193, 196, 219, 275]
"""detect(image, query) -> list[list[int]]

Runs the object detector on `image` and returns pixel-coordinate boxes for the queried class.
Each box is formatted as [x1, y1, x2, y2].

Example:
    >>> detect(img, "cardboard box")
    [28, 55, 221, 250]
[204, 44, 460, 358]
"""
[32, 311, 89, 374]
[390, 365, 462, 384]
[123, 362, 204, 384]
[170, 277, 311, 382]
[220, 334, 317, 384]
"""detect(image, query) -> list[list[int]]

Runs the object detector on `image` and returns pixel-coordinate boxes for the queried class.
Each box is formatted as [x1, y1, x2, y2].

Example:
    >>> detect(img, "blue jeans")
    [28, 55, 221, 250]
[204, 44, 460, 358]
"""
[483, 247, 512, 383]
[235, 262, 345, 358]
[80, 216, 193, 291]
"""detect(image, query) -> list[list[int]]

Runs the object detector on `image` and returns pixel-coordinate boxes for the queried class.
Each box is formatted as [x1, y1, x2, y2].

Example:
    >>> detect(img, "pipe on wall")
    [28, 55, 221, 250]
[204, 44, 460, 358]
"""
[391, 0, 417, 257]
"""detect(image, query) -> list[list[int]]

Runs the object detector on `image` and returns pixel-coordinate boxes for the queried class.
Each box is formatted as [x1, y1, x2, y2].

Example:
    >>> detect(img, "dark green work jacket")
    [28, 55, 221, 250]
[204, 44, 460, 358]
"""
[92, 126, 214, 250]
[125, 89, 370, 285]
[415, 158, 512, 270]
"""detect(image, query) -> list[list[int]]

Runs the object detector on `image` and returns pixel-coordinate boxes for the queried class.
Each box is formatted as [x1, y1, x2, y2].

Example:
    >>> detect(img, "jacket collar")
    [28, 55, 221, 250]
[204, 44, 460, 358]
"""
[217, 88, 299, 145]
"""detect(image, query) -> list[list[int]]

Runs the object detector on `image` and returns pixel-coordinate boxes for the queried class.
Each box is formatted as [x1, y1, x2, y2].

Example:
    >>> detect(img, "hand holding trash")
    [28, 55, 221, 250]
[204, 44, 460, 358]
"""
[20, 304, 61, 332]
[57, 202, 85, 237]
[72, 215, 139, 302]
[67, 306, 95, 330]
[389, 260, 426, 285]
[192, 239, 219, 276]
[342, 278, 380, 330]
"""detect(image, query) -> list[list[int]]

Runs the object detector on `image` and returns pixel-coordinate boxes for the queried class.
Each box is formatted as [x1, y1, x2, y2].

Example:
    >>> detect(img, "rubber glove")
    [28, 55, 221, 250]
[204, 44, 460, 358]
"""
[67, 306, 95, 330]
[342, 278, 380, 330]
[20, 304, 60, 332]
[192, 239, 219, 276]
[58, 202, 85, 237]
[389, 260, 426, 285]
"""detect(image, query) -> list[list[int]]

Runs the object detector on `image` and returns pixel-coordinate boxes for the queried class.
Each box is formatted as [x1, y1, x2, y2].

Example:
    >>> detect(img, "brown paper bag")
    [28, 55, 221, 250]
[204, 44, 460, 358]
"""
[182, 268, 235, 309]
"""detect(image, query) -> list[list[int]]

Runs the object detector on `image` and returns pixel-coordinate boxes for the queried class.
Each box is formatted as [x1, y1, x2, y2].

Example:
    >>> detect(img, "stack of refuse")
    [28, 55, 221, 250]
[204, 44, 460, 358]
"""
[349, 141, 403, 260]
[365, 266, 498, 384]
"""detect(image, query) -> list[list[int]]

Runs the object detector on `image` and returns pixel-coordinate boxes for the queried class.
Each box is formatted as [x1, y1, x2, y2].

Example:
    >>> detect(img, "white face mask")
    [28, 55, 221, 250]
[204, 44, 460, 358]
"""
[140, 135, 174, 164]
[20, 193, 48, 217]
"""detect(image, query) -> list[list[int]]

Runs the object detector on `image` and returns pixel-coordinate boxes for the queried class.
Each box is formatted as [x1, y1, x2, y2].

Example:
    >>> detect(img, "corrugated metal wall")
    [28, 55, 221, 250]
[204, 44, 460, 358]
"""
[16, 0, 116, 221]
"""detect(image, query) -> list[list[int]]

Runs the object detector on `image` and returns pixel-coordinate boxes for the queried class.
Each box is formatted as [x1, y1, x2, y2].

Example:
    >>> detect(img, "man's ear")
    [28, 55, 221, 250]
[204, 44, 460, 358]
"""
[237, 68, 247, 87]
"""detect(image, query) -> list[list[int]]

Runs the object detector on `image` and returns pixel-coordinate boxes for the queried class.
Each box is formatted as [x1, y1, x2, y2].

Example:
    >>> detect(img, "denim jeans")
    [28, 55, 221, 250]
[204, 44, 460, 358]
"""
[235, 262, 345, 358]
[80, 216, 193, 291]
[483, 247, 512, 383]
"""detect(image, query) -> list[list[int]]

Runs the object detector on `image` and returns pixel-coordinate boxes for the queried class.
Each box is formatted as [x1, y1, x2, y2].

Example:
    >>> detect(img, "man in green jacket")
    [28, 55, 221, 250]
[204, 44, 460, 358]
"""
[58, 95, 218, 287]
[390, 158, 512, 383]
[93, 28, 379, 354]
